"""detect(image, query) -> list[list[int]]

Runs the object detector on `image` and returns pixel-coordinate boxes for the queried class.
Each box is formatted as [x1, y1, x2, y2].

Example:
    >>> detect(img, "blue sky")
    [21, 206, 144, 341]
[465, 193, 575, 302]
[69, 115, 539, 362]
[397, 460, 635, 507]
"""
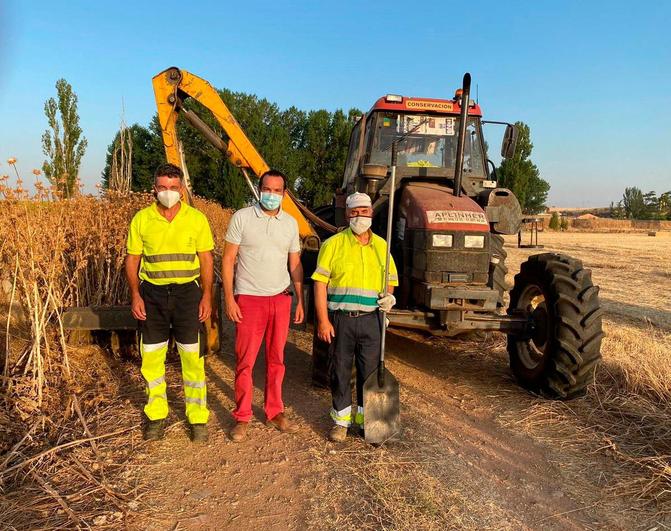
[1, 0, 669, 207]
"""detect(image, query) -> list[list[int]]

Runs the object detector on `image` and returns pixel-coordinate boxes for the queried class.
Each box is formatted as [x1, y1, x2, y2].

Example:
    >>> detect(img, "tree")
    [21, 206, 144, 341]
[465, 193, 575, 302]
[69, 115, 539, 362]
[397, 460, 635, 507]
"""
[643, 190, 659, 219]
[622, 187, 646, 219]
[560, 217, 569, 231]
[609, 201, 626, 219]
[548, 211, 560, 230]
[101, 87, 360, 210]
[496, 122, 549, 214]
[42, 79, 88, 197]
[659, 191, 671, 220]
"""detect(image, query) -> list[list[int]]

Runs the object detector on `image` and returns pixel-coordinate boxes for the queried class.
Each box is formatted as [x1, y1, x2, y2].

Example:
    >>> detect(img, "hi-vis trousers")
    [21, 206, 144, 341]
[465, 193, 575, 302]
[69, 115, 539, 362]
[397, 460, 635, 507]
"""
[328, 311, 381, 428]
[138, 281, 209, 425]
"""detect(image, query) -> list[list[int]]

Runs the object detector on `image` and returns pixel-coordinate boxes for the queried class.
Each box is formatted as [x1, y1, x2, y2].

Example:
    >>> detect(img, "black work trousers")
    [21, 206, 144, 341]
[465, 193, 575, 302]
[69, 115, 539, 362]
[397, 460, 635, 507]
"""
[139, 281, 203, 350]
[328, 311, 381, 412]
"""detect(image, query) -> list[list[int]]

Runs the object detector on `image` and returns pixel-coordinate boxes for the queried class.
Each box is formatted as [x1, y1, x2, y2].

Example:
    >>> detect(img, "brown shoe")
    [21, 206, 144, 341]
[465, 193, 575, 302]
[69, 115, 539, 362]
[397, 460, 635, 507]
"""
[328, 425, 347, 442]
[266, 413, 299, 433]
[229, 421, 249, 442]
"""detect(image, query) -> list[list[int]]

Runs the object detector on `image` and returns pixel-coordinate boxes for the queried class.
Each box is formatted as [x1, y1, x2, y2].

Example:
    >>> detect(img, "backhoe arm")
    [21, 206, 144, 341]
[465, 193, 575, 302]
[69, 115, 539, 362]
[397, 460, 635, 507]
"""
[152, 67, 322, 246]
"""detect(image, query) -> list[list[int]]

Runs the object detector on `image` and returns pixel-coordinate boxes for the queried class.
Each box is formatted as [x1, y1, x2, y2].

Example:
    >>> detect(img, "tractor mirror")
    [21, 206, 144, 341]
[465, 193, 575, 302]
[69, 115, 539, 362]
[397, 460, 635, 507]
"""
[501, 124, 518, 159]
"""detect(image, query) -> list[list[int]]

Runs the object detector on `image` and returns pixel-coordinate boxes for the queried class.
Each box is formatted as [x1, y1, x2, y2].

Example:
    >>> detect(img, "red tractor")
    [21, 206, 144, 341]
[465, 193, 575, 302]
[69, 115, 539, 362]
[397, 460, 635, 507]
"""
[309, 74, 603, 399]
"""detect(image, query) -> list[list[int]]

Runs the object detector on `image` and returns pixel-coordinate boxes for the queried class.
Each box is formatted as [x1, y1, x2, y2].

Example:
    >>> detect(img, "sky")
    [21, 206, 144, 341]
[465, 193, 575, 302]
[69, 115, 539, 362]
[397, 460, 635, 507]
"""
[0, 0, 669, 207]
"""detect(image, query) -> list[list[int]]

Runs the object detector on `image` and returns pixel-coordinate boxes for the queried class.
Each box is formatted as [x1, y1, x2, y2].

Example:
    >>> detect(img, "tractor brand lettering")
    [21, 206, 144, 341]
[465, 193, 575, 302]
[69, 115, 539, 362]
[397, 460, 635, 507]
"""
[426, 210, 489, 225]
[405, 100, 454, 112]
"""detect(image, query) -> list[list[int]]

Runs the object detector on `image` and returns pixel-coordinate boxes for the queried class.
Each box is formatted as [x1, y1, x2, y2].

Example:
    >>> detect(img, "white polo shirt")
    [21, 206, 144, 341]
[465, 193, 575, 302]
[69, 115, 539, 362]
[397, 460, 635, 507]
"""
[225, 204, 301, 296]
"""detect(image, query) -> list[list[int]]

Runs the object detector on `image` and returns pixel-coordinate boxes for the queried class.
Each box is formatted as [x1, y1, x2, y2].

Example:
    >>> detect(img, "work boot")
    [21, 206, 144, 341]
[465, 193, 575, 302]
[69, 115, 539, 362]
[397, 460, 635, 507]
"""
[229, 421, 249, 442]
[266, 413, 299, 434]
[328, 425, 347, 443]
[143, 419, 165, 441]
[190, 423, 208, 443]
[355, 424, 365, 439]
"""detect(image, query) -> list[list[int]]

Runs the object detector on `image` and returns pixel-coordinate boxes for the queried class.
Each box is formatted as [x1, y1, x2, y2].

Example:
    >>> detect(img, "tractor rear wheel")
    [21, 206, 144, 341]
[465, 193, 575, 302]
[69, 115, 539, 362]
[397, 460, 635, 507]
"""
[507, 253, 603, 399]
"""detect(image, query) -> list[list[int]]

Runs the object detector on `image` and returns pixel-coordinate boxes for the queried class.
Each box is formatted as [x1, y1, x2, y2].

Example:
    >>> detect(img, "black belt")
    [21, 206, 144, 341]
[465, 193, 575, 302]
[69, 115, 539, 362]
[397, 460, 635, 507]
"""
[332, 309, 377, 318]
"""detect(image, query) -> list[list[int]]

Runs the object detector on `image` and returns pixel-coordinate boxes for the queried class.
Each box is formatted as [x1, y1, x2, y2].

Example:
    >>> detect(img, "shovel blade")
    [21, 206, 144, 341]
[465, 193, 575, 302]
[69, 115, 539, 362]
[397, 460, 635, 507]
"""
[363, 368, 400, 444]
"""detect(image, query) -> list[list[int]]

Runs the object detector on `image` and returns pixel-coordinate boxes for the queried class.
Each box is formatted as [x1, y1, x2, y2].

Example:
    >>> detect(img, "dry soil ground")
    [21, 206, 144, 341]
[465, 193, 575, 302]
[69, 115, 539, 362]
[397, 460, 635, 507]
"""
[109, 231, 671, 530]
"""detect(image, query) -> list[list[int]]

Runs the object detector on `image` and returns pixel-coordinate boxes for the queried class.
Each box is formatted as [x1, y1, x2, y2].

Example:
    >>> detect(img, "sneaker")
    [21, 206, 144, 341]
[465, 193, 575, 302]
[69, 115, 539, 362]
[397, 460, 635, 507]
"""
[190, 423, 208, 443]
[143, 419, 165, 441]
[266, 413, 299, 434]
[230, 421, 249, 442]
[328, 425, 347, 442]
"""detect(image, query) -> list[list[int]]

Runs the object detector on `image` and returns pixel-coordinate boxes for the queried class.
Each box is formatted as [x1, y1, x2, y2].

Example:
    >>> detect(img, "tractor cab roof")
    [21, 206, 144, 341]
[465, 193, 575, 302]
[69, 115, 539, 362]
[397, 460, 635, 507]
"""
[369, 94, 483, 117]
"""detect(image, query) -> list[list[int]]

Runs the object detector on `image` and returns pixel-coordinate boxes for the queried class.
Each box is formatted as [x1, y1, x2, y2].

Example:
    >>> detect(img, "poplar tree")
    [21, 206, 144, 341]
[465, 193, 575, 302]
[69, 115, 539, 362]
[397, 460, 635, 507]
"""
[42, 79, 88, 197]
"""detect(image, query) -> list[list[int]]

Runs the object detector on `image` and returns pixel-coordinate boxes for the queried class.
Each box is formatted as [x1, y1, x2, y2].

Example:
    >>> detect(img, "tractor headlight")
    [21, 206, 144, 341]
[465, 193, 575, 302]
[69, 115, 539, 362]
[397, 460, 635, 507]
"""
[432, 234, 453, 248]
[464, 235, 485, 249]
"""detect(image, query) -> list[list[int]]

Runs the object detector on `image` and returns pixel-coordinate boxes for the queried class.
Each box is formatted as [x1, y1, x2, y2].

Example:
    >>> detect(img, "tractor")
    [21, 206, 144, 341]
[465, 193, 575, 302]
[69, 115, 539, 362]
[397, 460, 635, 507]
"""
[309, 74, 603, 399]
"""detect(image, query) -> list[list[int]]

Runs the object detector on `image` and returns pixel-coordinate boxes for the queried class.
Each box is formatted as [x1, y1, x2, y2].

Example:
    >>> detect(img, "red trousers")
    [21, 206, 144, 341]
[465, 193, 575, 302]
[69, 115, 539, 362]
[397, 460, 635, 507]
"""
[233, 293, 292, 422]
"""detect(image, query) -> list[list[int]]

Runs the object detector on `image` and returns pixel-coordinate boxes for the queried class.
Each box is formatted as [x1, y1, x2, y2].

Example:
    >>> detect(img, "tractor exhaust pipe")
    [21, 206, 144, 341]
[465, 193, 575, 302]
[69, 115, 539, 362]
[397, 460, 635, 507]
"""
[453, 73, 471, 197]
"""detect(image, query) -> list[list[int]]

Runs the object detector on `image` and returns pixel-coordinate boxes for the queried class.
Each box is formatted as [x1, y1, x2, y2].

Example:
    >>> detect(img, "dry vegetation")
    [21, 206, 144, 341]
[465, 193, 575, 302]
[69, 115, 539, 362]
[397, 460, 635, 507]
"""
[1, 181, 670, 528]
[0, 185, 230, 529]
[503, 231, 671, 517]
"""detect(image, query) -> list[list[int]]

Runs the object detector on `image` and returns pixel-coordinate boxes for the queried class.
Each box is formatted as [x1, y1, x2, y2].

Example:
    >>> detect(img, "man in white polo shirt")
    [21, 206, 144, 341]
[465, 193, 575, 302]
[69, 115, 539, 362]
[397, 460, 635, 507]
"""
[222, 169, 304, 441]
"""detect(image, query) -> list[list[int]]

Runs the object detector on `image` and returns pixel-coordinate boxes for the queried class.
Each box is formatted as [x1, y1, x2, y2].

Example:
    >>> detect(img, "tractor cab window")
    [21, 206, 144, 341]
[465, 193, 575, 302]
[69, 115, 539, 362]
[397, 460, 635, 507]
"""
[367, 112, 485, 175]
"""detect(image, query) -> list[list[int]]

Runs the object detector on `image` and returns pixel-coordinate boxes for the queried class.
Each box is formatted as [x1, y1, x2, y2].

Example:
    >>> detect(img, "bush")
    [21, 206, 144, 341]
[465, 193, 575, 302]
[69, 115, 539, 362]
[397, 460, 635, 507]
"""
[549, 211, 560, 230]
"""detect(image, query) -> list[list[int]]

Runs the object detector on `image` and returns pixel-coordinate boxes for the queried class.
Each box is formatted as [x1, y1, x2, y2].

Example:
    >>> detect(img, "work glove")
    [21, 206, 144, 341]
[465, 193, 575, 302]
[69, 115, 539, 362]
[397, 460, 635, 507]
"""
[377, 293, 396, 313]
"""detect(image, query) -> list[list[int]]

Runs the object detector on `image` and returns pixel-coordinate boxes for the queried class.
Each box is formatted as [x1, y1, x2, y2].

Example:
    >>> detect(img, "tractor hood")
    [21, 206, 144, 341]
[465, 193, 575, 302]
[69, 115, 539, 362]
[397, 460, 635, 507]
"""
[399, 183, 490, 232]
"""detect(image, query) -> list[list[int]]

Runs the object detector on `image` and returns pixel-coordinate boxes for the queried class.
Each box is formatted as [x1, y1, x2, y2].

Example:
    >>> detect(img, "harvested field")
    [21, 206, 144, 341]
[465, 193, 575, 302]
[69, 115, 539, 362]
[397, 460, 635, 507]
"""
[1, 193, 670, 530]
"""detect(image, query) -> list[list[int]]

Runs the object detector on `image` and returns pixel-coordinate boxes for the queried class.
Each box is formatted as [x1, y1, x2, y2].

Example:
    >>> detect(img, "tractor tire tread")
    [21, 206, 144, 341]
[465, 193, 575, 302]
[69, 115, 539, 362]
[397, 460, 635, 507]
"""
[507, 252, 603, 400]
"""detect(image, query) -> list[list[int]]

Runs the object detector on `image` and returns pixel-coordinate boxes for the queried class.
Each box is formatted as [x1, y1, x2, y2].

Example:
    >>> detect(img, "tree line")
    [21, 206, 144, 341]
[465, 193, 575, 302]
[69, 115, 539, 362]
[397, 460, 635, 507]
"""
[610, 188, 671, 220]
[37, 78, 550, 213]
[101, 90, 360, 209]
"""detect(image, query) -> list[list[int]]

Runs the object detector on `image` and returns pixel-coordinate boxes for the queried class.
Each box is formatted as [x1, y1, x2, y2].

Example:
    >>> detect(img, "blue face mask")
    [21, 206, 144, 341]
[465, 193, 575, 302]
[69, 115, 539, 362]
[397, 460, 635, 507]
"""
[259, 191, 282, 210]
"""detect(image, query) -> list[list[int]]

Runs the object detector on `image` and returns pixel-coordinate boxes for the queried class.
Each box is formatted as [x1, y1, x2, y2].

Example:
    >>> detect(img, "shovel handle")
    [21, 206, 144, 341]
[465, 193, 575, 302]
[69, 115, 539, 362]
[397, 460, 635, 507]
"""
[377, 148, 396, 389]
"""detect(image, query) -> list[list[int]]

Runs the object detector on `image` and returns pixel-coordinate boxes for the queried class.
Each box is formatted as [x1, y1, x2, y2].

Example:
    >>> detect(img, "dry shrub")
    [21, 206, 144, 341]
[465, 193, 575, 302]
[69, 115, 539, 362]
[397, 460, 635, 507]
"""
[503, 320, 671, 517]
[0, 187, 231, 528]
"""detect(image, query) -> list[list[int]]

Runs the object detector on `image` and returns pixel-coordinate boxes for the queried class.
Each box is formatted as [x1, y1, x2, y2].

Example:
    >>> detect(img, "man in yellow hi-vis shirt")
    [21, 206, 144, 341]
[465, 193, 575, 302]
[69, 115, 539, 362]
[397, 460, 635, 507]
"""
[125, 163, 214, 443]
[312, 192, 398, 442]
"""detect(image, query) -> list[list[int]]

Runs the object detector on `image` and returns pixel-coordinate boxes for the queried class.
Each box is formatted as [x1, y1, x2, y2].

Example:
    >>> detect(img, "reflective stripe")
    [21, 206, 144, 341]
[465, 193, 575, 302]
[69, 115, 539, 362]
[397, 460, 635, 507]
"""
[314, 266, 331, 278]
[142, 341, 168, 353]
[185, 396, 207, 406]
[147, 375, 165, 389]
[148, 393, 167, 404]
[355, 406, 364, 426]
[141, 268, 201, 279]
[388, 274, 398, 282]
[330, 406, 352, 427]
[184, 380, 206, 389]
[176, 342, 199, 353]
[327, 286, 379, 298]
[144, 253, 196, 263]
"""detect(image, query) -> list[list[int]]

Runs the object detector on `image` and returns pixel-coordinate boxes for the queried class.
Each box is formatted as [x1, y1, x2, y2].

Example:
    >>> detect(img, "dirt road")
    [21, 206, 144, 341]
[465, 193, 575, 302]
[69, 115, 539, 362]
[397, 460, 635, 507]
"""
[129, 336, 644, 530]
[122, 233, 669, 530]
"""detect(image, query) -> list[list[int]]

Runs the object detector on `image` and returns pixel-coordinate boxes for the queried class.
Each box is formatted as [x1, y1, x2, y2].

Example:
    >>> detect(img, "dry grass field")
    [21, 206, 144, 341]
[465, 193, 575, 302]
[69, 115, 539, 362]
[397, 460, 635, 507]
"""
[1, 191, 670, 529]
[503, 231, 671, 515]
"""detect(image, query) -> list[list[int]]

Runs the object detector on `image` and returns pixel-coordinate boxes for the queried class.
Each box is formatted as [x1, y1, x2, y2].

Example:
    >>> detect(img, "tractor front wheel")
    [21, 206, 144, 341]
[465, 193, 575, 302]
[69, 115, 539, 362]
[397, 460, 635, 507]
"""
[507, 253, 603, 399]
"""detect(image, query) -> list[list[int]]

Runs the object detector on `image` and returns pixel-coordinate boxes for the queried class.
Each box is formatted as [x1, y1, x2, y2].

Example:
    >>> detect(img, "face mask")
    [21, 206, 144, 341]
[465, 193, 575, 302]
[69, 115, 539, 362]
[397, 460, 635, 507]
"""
[349, 216, 372, 235]
[156, 190, 181, 209]
[259, 191, 282, 210]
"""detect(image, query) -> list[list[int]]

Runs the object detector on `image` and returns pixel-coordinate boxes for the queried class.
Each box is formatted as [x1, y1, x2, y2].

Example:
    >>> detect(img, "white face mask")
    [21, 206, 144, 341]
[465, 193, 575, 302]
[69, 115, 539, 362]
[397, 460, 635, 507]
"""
[349, 216, 372, 235]
[156, 190, 181, 209]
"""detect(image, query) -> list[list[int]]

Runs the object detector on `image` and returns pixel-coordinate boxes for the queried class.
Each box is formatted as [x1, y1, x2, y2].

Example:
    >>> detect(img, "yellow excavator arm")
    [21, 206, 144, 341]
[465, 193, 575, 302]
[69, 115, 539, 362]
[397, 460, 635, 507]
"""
[152, 66, 324, 248]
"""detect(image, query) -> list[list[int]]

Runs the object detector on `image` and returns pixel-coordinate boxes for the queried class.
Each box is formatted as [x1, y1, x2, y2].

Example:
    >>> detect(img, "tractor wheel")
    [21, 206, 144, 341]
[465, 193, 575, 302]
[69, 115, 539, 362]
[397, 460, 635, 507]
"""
[488, 234, 509, 307]
[507, 253, 603, 399]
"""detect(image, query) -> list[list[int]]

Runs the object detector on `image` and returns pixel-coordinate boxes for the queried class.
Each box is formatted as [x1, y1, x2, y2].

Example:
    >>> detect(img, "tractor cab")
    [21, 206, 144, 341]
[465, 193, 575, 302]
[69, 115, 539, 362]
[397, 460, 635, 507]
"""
[340, 94, 491, 207]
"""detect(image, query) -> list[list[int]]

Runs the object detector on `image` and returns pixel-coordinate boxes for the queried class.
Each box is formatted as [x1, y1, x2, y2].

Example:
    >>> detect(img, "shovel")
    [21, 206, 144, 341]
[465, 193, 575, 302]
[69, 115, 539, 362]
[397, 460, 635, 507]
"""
[363, 148, 401, 445]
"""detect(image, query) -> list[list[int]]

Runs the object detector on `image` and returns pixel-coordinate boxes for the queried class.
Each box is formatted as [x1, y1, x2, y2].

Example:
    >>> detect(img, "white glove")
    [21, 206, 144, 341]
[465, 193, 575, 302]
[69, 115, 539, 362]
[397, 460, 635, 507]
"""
[377, 293, 396, 313]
